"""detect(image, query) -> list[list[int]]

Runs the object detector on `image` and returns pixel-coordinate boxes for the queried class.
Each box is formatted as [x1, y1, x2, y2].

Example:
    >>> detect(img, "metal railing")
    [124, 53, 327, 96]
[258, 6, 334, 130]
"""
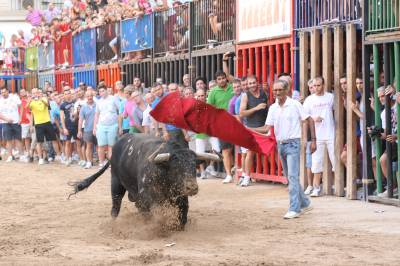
[296, 0, 362, 29]
[38, 42, 55, 70]
[367, 0, 400, 33]
[192, 0, 236, 49]
[154, 3, 190, 56]
[0, 47, 25, 74]
[96, 22, 119, 63]
[72, 28, 97, 66]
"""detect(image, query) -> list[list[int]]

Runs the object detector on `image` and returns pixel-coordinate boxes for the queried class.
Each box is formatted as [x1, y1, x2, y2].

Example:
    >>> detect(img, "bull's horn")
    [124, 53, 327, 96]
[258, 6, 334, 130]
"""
[153, 153, 170, 163]
[196, 152, 221, 161]
[148, 143, 166, 162]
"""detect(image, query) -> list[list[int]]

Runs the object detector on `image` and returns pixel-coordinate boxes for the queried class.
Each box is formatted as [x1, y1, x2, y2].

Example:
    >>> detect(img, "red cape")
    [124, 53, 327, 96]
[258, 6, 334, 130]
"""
[150, 92, 276, 155]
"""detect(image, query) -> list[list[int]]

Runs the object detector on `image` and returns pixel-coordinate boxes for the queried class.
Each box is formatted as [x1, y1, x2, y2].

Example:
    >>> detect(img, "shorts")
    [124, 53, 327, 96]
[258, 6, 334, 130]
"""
[195, 137, 221, 153]
[96, 124, 118, 147]
[219, 139, 233, 151]
[311, 140, 335, 174]
[21, 124, 31, 139]
[306, 141, 312, 169]
[35, 122, 57, 143]
[240, 147, 248, 153]
[65, 127, 78, 141]
[3, 123, 22, 141]
[83, 131, 96, 143]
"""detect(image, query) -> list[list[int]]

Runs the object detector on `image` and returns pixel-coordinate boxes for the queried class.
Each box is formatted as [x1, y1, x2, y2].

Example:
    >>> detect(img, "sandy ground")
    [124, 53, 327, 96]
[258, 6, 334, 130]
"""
[1, 162, 400, 266]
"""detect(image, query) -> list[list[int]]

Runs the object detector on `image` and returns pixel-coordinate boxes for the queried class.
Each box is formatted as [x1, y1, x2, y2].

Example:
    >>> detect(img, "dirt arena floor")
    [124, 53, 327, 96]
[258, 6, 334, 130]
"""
[1, 162, 400, 266]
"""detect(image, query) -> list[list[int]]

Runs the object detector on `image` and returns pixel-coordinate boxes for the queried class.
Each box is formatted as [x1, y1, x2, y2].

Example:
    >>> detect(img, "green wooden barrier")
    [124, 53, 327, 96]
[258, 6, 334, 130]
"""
[25, 46, 38, 71]
[368, 0, 400, 33]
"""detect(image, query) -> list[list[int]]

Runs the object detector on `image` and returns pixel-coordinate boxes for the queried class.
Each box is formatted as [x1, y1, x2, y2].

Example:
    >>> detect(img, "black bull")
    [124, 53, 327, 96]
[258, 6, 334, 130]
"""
[70, 133, 220, 229]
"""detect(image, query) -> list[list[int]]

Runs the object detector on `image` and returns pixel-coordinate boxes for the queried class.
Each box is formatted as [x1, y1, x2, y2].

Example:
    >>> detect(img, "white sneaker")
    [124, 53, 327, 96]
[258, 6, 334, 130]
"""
[79, 160, 86, 167]
[200, 171, 207, 179]
[54, 155, 62, 162]
[240, 176, 251, 187]
[283, 211, 300, 219]
[19, 155, 29, 163]
[38, 158, 45, 165]
[48, 157, 54, 162]
[304, 186, 313, 195]
[5, 156, 13, 163]
[378, 189, 398, 197]
[222, 175, 233, 184]
[310, 186, 322, 197]
[65, 158, 72, 166]
[205, 165, 218, 177]
[84, 161, 92, 169]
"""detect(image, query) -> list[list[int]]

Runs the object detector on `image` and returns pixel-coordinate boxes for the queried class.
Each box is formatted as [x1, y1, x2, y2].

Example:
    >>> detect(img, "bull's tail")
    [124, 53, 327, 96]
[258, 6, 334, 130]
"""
[68, 161, 111, 199]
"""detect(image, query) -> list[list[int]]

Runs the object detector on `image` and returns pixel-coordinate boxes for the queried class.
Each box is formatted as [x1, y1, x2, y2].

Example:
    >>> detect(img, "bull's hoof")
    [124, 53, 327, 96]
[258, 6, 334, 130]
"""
[128, 193, 137, 202]
[110, 207, 120, 218]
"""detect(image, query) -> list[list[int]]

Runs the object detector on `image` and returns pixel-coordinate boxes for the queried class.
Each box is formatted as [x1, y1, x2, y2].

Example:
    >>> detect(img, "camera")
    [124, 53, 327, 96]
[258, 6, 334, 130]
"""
[368, 125, 384, 140]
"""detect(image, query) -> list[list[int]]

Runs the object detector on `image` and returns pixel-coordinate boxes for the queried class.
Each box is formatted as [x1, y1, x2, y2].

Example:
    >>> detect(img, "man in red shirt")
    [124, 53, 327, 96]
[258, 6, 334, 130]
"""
[19, 89, 31, 161]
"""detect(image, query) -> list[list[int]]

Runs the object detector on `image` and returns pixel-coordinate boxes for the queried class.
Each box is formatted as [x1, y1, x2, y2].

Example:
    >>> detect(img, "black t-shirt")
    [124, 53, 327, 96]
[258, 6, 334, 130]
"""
[60, 101, 77, 129]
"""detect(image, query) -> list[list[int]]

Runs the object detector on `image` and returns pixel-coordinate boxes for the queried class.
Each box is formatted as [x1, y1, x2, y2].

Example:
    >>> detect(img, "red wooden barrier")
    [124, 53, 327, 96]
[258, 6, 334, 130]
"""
[236, 37, 293, 184]
[97, 63, 121, 91]
[55, 68, 73, 92]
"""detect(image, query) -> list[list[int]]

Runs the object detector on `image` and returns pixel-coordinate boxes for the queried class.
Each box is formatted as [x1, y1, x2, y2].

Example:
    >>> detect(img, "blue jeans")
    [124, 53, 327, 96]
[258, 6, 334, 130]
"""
[278, 139, 310, 213]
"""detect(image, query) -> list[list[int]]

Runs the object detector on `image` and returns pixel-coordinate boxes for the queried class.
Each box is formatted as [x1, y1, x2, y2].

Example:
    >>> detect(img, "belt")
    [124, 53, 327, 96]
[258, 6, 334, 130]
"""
[277, 138, 300, 145]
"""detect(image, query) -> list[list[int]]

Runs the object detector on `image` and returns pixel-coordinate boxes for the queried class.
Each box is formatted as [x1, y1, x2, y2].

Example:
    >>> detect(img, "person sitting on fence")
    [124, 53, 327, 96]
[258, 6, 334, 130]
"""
[170, 1, 189, 52]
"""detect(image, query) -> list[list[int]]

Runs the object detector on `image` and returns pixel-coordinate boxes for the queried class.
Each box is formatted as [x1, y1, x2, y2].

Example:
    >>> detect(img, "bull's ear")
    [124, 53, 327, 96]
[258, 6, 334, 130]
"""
[196, 152, 221, 162]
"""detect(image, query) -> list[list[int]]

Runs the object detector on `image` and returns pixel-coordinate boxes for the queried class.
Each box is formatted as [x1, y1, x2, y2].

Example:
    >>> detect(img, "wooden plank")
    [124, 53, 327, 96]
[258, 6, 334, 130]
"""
[310, 28, 321, 78]
[334, 26, 345, 197]
[299, 31, 310, 188]
[346, 24, 358, 200]
[368, 196, 400, 207]
[322, 26, 334, 195]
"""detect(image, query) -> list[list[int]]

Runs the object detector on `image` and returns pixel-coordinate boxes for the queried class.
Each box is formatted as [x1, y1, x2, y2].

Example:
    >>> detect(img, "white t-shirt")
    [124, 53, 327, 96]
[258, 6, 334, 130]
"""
[96, 95, 119, 126]
[381, 105, 397, 132]
[0, 94, 21, 123]
[265, 97, 309, 141]
[303, 92, 335, 141]
[142, 105, 153, 127]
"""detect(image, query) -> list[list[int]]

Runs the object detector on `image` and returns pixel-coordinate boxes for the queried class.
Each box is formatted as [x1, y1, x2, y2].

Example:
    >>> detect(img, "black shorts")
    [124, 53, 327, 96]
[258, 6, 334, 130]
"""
[3, 123, 22, 141]
[65, 127, 78, 141]
[219, 139, 233, 150]
[35, 122, 57, 143]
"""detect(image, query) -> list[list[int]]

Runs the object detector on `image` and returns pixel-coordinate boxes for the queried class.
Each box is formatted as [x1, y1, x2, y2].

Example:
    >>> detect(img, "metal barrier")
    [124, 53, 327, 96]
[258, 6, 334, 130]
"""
[366, 0, 400, 34]
[38, 42, 55, 70]
[38, 69, 55, 89]
[23, 71, 38, 90]
[25, 46, 38, 71]
[0, 48, 25, 74]
[73, 65, 97, 88]
[96, 22, 120, 63]
[235, 39, 294, 184]
[121, 59, 153, 88]
[121, 14, 153, 55]
[296, 0, 361, 29]
[192, 0, 235, 49]
[154, 3, 190, 56]
[154, 55, 189, 84]
[191, 47, 235, 83]
[72, 29, 97, 66]
[54, 32, 72, 67]
[55, 68, 73, 92]
[97, 63, 121, 90]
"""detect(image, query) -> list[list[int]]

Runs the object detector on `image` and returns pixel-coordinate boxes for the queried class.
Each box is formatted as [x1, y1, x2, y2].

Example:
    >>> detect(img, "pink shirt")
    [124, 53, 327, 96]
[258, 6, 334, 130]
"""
[26, 10, 43, 26]
[123, 100, 137, 126]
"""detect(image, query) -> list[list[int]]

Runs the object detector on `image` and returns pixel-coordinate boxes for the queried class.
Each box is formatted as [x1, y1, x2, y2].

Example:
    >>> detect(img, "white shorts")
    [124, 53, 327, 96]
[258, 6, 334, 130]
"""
[21, 124, 31, 139]
[195, 136, 220, 153]
[311, 140, 335, 174]
[240, 147, 248, 153]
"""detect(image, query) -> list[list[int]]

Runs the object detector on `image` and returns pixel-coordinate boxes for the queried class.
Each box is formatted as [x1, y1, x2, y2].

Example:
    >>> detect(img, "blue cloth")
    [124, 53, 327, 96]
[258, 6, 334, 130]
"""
[79, 103, 96, 132]
[277, 139, 310, 213]
[151, 96, 161, 109]
[117, 98, 130, 130]
[234, 94, 242, 115]
[49, 101, 60, 125]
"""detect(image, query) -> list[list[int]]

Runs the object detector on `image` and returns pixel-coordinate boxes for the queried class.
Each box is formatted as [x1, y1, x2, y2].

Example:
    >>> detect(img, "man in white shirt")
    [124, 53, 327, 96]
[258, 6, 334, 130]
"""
[255, 79, 316, 219]
[303, 77, 335, 197]
[0, 88, 24, 162]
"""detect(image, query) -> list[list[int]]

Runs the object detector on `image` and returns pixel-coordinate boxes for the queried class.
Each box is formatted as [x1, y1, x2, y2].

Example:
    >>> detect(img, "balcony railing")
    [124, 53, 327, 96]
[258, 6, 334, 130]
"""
[367, 0, 400, 34]
[296, 0, 362, 29]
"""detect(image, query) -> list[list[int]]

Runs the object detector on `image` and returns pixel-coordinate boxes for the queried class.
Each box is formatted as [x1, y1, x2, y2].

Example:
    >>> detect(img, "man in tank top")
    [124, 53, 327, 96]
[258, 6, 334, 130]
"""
[239, 75, 269, 187]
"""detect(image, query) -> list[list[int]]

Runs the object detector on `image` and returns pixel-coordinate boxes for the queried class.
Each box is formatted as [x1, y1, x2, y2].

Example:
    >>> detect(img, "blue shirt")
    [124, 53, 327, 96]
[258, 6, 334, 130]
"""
[79, 102, 96, 132]
[118, 98, 130, 130]
[49, 101, 60, 125]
